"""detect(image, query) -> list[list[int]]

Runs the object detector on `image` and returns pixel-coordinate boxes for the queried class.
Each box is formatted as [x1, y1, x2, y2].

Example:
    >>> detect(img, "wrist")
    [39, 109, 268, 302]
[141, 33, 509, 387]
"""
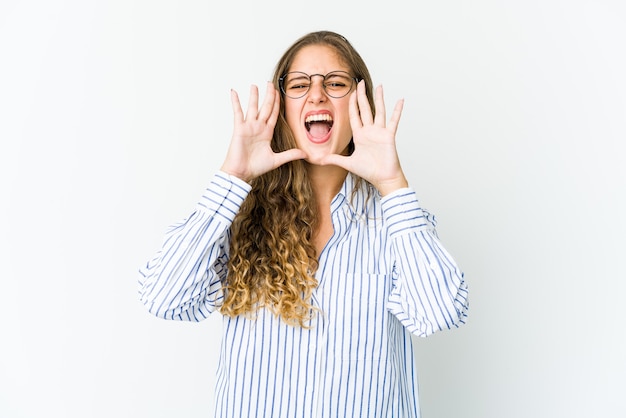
[220, 164, 252, 184]
[376, 176, 409, 197]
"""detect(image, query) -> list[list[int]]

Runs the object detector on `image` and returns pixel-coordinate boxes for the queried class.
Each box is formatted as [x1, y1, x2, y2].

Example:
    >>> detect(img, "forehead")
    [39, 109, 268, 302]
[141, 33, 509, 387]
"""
[289, 44, 350, 74]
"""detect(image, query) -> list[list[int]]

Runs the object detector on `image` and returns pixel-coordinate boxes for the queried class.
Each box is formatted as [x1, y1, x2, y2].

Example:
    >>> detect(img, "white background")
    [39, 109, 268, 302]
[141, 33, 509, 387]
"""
[1, 1, 625, 417]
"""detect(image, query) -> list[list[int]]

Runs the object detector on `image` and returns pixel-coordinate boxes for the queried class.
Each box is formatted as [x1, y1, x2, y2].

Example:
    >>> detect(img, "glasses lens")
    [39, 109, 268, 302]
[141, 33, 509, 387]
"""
[324, 72, 354, 98]
[283, 72, 311, 98]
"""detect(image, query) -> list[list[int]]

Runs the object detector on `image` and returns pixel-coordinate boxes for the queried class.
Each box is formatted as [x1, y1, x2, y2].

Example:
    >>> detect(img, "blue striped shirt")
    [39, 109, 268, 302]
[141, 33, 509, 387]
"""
[139, 171, 469, 418]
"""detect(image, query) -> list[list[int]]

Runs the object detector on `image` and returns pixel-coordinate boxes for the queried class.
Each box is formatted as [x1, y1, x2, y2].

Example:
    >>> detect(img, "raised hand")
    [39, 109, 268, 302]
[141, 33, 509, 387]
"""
[220, 82, 306, 182]
[321, 80, 408, 196]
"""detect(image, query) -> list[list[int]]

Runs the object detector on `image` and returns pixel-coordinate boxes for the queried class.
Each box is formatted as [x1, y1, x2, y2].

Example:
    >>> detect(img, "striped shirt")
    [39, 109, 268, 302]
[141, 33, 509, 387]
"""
[139, 171, 469, 418]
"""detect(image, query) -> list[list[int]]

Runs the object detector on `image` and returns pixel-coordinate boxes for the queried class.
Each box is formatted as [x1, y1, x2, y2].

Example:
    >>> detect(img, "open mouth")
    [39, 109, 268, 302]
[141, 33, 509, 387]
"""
[305, 114, 333, 140]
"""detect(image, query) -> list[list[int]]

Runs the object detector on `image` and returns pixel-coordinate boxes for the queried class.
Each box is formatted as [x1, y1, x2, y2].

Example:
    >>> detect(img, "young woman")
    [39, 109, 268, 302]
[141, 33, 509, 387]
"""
[139, 30, 469, 418]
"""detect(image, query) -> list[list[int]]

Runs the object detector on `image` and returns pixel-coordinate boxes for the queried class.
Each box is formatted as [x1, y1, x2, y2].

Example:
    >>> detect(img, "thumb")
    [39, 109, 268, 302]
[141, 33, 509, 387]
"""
[274, 148, 307, 168]
[320, 154, 352, 171]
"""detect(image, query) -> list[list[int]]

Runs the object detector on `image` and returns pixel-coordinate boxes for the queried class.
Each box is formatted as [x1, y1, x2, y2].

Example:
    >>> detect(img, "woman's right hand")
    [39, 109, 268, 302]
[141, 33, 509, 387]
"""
[220, 82, 306, 183]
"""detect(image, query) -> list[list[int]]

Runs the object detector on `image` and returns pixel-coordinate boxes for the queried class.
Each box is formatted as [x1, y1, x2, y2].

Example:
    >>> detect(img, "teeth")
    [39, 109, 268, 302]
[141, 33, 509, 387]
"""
[305, 114, 333, 123]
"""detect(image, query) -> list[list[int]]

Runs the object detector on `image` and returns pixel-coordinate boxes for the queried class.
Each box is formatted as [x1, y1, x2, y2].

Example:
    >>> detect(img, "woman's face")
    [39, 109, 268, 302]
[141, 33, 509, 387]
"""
[283, 44, 354, 165]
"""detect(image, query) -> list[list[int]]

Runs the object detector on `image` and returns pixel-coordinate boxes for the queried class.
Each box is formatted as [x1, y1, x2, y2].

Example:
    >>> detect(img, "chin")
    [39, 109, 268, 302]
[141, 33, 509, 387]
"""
[303, 153, 327, 166]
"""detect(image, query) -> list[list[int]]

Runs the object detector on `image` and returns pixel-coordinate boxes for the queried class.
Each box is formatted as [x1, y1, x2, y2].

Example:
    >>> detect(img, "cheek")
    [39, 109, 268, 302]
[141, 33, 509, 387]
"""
[339, 125, 354, 150]
[336, 100, 352, 129]
[336, 108, 353, 141]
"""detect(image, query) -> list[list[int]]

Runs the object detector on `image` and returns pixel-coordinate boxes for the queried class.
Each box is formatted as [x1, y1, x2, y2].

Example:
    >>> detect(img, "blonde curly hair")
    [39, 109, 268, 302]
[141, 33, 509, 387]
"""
[220, 31, 375, 327]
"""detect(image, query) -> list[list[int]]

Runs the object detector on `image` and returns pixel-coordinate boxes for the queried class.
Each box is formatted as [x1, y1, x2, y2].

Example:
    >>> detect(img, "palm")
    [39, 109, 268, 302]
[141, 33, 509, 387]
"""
[221, 83, 306, 182]
[323, 82, 407, 196]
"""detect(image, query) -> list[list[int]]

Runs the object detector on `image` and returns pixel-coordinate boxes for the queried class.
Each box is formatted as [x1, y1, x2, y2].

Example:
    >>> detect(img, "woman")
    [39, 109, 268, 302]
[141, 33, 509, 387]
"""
[139, 30, 469, 418]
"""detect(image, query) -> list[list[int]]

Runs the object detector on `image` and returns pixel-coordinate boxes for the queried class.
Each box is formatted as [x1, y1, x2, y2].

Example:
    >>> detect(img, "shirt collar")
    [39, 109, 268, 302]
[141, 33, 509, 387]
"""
[331, 173, 377, 217]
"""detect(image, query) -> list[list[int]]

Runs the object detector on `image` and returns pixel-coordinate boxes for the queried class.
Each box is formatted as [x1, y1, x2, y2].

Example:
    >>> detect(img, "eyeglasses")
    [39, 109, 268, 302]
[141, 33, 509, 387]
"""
[279, 71, 358, 99]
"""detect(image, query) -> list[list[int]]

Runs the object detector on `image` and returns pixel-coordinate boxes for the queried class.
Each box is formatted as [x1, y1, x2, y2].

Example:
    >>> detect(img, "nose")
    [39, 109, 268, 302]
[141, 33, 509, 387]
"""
[307, 76, 327, 103]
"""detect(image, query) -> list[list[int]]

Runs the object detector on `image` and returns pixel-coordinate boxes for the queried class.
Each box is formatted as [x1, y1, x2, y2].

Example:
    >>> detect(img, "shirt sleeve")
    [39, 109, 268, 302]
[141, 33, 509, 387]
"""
[382, 188, 469, 337]
[138, 171, 251, 321]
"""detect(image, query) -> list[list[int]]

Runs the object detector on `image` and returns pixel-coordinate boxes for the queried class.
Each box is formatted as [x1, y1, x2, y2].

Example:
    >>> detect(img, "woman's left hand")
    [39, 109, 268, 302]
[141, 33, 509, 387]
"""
[321, 81, 408, 196]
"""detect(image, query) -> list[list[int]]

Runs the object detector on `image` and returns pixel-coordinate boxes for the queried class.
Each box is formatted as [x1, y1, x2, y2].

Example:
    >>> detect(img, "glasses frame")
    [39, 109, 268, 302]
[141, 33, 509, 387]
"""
[279, 71, 359, 99]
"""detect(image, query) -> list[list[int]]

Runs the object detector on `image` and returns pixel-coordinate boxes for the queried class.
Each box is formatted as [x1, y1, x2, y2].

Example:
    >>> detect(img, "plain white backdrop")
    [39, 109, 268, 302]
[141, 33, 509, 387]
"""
[1, 1, 625, 417]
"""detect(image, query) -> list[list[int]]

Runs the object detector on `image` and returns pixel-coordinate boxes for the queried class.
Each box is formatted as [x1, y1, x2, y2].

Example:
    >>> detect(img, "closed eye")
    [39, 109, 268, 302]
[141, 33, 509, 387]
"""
[289, 83, 311, 90]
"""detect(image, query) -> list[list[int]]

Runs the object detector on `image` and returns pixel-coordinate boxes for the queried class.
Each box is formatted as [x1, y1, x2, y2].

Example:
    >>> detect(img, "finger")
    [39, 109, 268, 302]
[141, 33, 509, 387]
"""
[273, 148, 307, 168]
[257, 82, 276, 122]
[387, 98, 405, 134]
[320, 153, 354, 172]
[246, 84, 259, 121]
[266, 85, 281, 127]
[356, 80, 374, 126]
[230, 89, 244, 124]
[349, 89, 363, 130]
[373, 85, 386, 127]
